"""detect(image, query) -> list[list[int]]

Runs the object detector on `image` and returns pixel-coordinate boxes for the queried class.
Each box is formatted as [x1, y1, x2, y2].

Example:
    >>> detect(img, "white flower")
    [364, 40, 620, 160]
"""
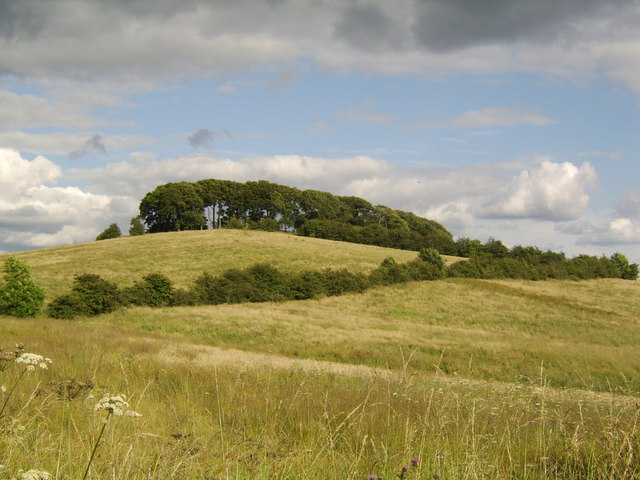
[15, 353, 52, 371]
[1, 385, 6, 393]
[20, 470, 51, 480]
[93, 394, 142, 417]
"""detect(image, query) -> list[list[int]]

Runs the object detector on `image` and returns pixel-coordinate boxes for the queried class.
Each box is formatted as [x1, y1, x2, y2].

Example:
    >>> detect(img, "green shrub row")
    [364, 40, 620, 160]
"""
[446, 253, 629, 280]
[47, 252, 446, 319]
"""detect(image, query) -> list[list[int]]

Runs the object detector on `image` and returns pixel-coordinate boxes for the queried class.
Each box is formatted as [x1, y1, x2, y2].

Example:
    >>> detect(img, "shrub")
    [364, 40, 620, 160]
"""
[418, 247, 445, 274]
[122, 273, 174, 307]
[0, 257, 46, 317]
[96, 223, 122, 241]
[47, 293, 89, 319]
[170, 288, 197, 306]
[71, 274, 122, 315]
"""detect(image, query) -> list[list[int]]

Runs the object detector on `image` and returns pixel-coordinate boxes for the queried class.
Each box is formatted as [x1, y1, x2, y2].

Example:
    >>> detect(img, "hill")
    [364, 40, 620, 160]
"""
[3, 229, 455, 299]
[1, 231, 639, 479]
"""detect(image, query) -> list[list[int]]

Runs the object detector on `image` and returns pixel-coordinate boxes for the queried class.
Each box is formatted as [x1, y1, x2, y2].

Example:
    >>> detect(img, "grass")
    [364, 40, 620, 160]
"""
[1, 230, 435, 299]
[1, 230, 639, 478]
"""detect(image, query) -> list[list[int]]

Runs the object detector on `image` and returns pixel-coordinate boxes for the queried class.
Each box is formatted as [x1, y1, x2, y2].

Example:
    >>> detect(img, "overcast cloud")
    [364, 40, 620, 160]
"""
[0, 0, 639, 90]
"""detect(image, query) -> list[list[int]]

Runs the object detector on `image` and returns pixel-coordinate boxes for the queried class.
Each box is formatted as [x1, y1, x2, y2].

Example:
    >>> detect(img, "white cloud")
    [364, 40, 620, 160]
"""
[476, 161, 597, 220]
[412, 106, 555, 130]
[0, 132, 155, 155]
[0, 149, 119, 250]
[578, 218, 640, 246]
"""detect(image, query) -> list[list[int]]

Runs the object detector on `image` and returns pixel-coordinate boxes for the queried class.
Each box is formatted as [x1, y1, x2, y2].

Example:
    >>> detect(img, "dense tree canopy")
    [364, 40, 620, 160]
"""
[138, 178, 455, 252]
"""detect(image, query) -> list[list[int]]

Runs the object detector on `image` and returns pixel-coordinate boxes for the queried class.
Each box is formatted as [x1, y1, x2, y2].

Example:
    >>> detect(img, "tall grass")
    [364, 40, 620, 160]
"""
[1, 316, 639, 479]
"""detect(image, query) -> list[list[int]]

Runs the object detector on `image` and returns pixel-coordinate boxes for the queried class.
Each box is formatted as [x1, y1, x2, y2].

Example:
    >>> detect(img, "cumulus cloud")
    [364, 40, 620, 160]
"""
[476, 161, 598, 220]
[0, 149, 120, 251]
[577, 218, 640, 246]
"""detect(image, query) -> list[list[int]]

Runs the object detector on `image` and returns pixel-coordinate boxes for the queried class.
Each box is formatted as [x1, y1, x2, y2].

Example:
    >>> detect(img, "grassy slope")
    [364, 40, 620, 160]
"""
[1, 231, 639, 478]
[1, 229, 431, 299]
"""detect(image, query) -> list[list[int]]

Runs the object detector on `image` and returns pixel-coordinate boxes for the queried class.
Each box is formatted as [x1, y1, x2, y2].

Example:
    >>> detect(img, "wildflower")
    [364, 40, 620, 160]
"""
[20, 470, 51, 480]
[15, 353, 52, 371]
[1, 385, 5, 393]
[368, 476, 378, 480]
[411, 458, 420, 467]
[93, 394, 141, 417]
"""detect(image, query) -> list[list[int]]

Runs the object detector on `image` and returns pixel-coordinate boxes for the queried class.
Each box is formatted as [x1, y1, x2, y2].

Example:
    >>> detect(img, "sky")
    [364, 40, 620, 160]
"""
[1, 0, 640, 262]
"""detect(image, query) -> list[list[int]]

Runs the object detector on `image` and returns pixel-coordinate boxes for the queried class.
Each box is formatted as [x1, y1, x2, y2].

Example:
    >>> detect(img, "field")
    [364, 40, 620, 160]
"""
[1, 230, 639, 479]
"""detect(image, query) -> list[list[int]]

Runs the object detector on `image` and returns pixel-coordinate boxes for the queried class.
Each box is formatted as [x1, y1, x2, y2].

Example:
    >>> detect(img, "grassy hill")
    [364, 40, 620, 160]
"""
[1, 230, 638, 479]
[2, 229, 438, 299]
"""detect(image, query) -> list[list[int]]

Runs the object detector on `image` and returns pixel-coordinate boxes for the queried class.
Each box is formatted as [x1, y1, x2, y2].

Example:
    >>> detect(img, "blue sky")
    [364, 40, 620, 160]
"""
[1, 0, 639, 262]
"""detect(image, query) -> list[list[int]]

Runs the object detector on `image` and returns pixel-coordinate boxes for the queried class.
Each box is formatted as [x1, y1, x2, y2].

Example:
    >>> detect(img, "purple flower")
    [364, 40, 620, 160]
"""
[368, 476, 378, 480]
[411, 458, 420, 467]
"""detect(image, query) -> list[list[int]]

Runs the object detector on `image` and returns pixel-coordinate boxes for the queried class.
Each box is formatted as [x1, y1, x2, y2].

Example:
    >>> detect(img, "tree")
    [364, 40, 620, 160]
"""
[128, 217, 145, 236]
[96, 223, 121, 241]
[610, 253, 639, 280]
[139, 182, 205, 232]
[0, 257, 46, 317]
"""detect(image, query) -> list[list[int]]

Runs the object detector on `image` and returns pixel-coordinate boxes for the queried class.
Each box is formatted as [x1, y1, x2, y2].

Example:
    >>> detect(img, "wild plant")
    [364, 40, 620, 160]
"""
[82, 394, 142, 480]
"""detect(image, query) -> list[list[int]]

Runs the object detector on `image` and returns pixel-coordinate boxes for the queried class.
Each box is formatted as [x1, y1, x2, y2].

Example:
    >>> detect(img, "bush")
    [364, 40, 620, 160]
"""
[122, 273, 174, 307]
[96, 223, 122, 241]
[47, 293, 89, 319]
[0, 257, 46, 317]
[71, 274, 122, 315]
[418, 247, 445, 272]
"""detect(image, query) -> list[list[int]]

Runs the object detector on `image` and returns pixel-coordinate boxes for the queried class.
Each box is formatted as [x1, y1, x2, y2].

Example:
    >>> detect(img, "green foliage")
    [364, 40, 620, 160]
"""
[381, 257, 396, 267]
[49, 274, 122, 319]
[47, 293, 89, 319]
[139, 182, 205, 232]
[0, 257, 46, 317]
[139, 178, 454, 252]
[610, 252, 639, 280]
[447, 253, 622, 281]
[128, 217, 146, 236]
[123, 273, 174, 307]
[418, 247, 445, 269]
[96, 223, 122, 241]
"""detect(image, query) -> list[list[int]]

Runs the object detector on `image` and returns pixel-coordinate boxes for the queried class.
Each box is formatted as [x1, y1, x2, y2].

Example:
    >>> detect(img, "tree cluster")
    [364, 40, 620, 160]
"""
[138, 179, 454, 252]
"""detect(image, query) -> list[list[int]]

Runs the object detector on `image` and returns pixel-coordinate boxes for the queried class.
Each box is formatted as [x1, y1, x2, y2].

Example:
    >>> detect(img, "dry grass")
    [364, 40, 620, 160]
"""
[1, 315, 639, 479]
[1, 232, 639, 478]
[92, 276, 640, 393]
[1, 229, 448, 298]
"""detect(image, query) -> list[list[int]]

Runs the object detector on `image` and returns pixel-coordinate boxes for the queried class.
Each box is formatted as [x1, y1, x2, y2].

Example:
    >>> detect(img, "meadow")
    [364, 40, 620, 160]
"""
[1, 230, 639, 479]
